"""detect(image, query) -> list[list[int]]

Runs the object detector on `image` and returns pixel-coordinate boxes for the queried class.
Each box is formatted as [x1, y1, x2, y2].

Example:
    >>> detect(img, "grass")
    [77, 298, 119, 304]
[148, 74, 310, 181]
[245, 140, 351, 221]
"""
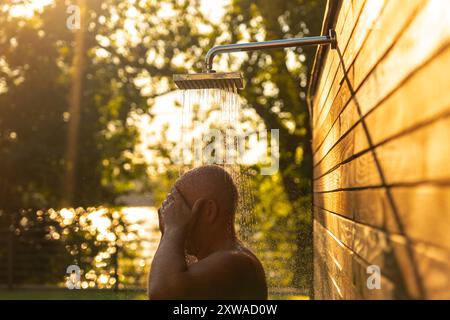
[0, 289, 309, 300]
[0, 289, 148, 300]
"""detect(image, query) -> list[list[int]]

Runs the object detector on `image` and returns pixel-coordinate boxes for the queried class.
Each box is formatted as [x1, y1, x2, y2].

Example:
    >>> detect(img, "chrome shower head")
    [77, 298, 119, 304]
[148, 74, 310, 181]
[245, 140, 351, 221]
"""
[173, 72, 244, 90]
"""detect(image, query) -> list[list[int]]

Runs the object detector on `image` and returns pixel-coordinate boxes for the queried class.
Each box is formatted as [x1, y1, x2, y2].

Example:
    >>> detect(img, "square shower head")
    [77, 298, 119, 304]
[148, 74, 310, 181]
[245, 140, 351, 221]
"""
[173, 72, 244, 90]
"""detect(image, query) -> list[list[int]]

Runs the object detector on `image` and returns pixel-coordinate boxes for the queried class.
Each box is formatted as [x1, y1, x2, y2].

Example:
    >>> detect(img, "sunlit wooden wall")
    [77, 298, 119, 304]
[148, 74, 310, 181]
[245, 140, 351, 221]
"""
[309, 0, 450, 299]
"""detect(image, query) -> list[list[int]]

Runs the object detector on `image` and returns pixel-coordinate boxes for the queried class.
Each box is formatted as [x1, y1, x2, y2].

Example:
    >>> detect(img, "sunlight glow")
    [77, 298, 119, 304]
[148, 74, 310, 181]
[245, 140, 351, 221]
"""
[8, 0, 53, 18]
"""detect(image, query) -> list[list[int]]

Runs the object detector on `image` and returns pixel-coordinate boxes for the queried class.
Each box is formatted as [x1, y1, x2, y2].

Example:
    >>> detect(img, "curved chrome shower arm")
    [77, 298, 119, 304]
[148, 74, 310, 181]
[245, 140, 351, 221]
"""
[204, 29, 337, 73]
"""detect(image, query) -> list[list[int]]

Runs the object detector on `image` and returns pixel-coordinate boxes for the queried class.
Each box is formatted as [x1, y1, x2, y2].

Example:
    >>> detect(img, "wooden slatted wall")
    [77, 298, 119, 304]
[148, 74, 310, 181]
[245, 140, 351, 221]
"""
[309, 0, 450, 299]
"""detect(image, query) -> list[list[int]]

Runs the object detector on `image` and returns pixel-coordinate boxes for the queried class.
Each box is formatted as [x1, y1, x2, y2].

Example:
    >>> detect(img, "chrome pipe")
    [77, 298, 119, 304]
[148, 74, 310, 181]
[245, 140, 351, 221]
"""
[204, 29, 337, 73]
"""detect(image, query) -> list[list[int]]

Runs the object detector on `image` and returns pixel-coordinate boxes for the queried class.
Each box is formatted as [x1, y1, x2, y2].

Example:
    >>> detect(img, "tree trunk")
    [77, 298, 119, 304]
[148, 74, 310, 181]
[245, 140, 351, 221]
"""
[63, 0, 87, 207]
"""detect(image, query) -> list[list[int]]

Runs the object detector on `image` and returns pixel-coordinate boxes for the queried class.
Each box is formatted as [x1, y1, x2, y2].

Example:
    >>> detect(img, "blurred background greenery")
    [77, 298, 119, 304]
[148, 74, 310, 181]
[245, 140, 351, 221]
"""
[0, 0, 325, 299]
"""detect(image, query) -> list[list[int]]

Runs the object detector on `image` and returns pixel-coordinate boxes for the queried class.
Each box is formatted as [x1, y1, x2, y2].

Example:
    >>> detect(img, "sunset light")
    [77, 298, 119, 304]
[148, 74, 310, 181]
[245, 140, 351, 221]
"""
[1, 0, 449, 306]
[7, 0, 53, 18]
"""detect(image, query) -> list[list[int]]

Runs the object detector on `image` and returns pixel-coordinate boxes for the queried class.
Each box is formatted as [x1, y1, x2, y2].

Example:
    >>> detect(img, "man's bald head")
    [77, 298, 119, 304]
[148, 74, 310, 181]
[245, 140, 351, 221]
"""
[175, 165, 238, 218]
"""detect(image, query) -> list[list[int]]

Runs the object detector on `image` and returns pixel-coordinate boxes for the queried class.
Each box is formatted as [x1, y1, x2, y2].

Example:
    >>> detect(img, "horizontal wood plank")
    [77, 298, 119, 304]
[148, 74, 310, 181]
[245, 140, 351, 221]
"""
[313, 0, 450, 153]
[314, 115, 450, 192]
[314, 0, 388, 137]
[312, 0, 355, 122]
[313, 0, 367, 123]
[314, 220, 396, 299]
[314, 209, 450, 298]
[314, 44, 450, 175]
[312, 0, 450, 300]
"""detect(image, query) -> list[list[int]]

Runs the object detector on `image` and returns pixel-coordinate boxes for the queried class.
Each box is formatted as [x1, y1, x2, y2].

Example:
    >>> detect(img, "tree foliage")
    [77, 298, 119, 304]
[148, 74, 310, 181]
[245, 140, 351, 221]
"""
[0, 0, 326, 293]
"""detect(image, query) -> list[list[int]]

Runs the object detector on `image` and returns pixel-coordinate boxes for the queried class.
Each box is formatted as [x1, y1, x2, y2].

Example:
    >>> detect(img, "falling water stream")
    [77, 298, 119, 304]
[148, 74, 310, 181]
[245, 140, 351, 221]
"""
[178, 87, 255, 242]
[173, 87, 307, 299]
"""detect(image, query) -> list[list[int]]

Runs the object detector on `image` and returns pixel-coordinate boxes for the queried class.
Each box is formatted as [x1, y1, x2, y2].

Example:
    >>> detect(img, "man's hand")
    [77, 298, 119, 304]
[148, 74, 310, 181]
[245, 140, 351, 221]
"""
[158, 187, 203, 235]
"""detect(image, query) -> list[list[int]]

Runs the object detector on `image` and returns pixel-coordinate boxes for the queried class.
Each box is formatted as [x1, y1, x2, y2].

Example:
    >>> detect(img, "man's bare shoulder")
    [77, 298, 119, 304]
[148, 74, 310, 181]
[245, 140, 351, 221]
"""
[188, 246, 267, 299]
[203, 248, 260, 269]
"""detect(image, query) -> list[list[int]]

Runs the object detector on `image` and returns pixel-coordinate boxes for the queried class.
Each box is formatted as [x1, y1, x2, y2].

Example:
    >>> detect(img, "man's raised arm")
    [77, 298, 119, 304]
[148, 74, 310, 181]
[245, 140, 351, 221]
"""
[148, 188, 202, 299]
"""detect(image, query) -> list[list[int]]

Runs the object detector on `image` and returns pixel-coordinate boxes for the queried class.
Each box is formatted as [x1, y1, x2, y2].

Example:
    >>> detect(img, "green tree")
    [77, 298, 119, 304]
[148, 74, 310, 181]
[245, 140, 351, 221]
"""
[0, 0, 148, 209]
[0, 0, 147, 288]
[0, 0, 326, 294]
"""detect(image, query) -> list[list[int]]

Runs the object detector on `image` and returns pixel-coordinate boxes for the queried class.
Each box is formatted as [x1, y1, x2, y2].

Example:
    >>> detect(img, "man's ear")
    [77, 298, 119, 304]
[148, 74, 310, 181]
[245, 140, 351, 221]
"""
[192, 198, 206, 215]
[205, 199, 219, 223]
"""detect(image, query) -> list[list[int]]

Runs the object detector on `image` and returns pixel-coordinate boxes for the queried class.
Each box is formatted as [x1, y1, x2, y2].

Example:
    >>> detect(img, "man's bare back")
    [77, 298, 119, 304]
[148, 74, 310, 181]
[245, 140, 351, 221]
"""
[181, 245, 267, 300]
[148, 165, 267, 300]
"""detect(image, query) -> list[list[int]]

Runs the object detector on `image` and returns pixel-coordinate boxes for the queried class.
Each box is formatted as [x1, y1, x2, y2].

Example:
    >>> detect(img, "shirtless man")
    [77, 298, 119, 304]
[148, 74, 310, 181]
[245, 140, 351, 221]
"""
[148, 165, 267, 300]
